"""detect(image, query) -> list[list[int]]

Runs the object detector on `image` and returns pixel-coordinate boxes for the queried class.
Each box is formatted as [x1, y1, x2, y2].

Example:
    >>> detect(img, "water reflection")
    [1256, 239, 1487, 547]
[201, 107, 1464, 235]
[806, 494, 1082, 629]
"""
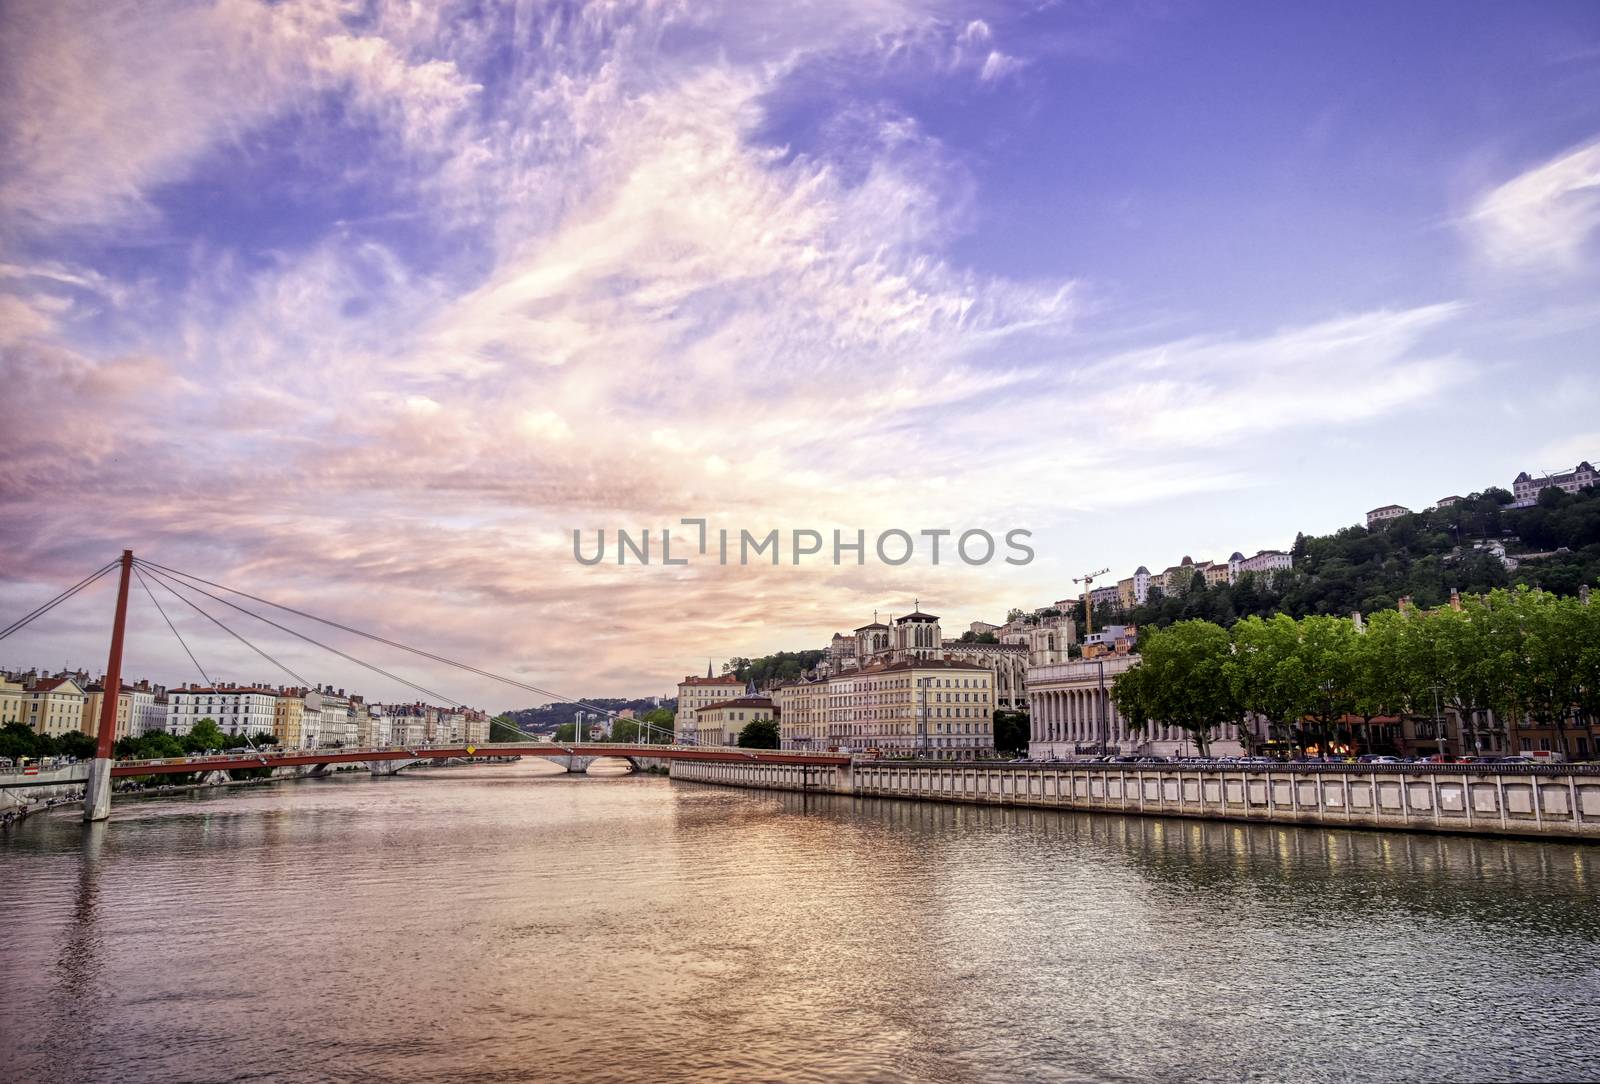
[1, 762, 1596, 1084]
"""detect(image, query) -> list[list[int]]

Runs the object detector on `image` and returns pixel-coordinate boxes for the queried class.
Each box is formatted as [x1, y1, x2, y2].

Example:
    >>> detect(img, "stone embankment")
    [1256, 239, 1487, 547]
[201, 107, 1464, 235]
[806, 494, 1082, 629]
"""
[667, 759, 1600, 840]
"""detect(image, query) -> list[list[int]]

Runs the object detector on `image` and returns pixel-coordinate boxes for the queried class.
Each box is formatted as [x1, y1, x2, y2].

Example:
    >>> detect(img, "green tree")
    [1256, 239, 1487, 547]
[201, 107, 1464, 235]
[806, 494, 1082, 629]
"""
[992, 710, 1030, 755]
[489, 715, 525, 742]
[639, 708, 675, 744]
[56, 730, 96, 759]
[0, 721, 39, 762]
[1228, 614, 1305, 751]
[1112, 619, 1240, 756]
[182, 718, 228, 753]
[736, 717, 779, 749]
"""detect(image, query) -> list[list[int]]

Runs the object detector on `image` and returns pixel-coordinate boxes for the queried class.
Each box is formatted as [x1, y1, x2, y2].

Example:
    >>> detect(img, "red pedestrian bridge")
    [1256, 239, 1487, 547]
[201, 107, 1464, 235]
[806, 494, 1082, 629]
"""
[106, 742, 848, 778]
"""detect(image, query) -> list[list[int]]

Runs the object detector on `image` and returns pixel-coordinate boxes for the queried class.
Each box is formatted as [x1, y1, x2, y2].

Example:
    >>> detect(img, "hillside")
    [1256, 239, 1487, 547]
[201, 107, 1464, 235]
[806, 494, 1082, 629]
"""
[1115, 485, 1600, 631]
[499, 698, 667, 732]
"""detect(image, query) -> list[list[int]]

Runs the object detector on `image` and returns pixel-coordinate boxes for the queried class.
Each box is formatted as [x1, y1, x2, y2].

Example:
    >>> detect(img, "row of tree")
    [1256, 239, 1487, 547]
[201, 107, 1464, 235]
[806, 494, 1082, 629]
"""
[0, 722, 96, 763]
[1111, 587, 1600, 755]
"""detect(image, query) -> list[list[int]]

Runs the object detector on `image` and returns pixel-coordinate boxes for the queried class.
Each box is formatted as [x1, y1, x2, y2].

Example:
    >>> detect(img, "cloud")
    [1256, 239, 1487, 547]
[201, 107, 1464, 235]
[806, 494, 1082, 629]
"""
[979, 50, 1026, 82]
[0, 0, 480, 234]
[1465, 137, 1600, 272]
[0, 1, 1497, 703]
[1534, 432, 1599, 470]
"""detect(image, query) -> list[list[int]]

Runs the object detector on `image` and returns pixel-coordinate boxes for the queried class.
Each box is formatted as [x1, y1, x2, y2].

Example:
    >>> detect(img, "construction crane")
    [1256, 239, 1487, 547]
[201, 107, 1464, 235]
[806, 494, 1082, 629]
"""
[1073, 567, 1111, 638]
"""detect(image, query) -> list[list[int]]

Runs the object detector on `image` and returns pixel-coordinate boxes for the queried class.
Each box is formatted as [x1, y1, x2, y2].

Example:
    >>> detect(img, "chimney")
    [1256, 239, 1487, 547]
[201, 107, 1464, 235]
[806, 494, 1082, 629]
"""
[1582, 584, 1592, 607]
[1351, 611, 1364, 632]
[1449, 587, 1462, 612]
[1398, 596, 1412, 615]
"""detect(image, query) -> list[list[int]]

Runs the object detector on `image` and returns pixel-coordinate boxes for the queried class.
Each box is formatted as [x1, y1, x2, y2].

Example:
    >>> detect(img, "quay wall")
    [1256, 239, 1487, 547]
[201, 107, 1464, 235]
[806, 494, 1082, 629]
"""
[668, 759, 1600, 841]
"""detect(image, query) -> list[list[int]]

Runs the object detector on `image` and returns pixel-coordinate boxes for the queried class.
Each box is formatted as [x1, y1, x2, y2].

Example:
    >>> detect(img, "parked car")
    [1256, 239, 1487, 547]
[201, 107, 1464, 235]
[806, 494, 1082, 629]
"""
[1497, 755, 1536, 764]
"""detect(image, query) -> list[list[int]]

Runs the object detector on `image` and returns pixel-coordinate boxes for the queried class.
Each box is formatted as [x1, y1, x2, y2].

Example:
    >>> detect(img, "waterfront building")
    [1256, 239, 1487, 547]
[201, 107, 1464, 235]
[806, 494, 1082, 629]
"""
[695, 696, 775, 747]
[1513, 460, 1595, 502]
[168, 685, 278, 739]
[134, 681, 167, 734]
[300, 690, 325, 748]
[1366, 504, 1411, 527]
[273, 689, 308, 748]
[23, 676, 87, 738]
[364, 703, 393, 747]
[316, 687, 354, 746]
[0, 676, 24, 726]
[779, 658, 995, 758]
[81, 680, 149, 742]
[774, 679, 828, 750]
[387, 703, 430, 746]
[675, 667, 747, 743]
[1026, 654, 1248, 759]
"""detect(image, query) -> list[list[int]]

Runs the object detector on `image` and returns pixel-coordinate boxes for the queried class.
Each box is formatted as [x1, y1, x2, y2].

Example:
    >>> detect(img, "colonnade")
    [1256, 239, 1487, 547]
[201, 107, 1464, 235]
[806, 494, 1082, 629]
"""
[1030, 687, 1139, 748]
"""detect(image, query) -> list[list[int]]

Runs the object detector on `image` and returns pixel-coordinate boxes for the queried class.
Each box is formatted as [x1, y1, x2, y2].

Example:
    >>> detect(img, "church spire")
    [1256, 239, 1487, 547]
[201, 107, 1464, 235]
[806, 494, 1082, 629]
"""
[707, 658, 713, 679]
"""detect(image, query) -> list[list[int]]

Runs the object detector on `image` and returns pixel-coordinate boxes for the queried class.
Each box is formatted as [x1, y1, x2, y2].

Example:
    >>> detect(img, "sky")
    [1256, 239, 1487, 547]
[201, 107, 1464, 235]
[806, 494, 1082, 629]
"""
[2, 0, 1599, 709]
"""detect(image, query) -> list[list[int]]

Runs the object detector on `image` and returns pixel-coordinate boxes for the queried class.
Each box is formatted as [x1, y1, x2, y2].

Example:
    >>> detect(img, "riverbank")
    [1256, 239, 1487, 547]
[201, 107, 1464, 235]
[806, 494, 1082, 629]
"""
[668, 758, 1600, 841]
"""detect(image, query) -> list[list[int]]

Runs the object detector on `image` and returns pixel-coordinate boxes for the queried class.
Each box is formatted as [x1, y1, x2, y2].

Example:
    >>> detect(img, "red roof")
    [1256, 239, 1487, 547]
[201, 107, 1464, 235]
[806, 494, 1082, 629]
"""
[25, 677, 77, 693]
[679, 674, 745, 686]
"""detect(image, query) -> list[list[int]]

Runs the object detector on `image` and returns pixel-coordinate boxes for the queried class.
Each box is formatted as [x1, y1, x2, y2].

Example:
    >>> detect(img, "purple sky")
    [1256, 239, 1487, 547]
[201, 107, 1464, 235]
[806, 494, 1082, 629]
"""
[3, 1, 1599, 707]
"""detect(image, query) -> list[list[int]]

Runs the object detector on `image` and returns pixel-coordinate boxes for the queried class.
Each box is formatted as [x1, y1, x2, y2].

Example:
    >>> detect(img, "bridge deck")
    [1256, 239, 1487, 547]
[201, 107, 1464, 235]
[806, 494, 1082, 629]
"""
[99, 743, 849, 778]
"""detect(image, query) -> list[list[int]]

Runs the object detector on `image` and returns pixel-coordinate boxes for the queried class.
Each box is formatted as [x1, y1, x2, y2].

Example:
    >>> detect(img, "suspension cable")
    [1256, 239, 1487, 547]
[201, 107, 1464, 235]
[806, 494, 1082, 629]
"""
[0, 559, 119, 642]
[136, 557, 696, 745]
[135, 566, 212, 685]
[139, 563, 464, 709]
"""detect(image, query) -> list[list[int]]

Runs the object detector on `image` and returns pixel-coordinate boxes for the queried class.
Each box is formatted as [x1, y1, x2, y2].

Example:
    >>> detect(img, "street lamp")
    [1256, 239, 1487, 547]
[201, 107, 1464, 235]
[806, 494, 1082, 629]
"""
[1096, 657, 1108, 756]
[1429, 684, 1446, 760]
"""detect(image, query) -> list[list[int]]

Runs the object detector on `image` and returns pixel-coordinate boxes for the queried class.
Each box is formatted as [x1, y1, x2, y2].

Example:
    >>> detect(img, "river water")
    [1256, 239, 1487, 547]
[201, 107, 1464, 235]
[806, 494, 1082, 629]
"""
[2, 759, 1597, 1083]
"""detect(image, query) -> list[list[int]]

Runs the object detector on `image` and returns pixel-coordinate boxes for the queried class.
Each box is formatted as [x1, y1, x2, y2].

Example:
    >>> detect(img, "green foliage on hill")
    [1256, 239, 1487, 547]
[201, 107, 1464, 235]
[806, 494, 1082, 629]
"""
[1123, 486, 1600, 632]
[500, 698, 664, 732]
[723, 650, 827, 686]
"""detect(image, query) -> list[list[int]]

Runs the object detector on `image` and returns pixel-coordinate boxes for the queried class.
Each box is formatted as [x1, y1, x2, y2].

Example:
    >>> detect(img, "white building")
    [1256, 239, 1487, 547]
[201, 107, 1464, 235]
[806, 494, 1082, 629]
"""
[1027, 654, 1247, 760]
[1514, 461, 1596, 502]
[315, 687, 354, 746]
[1366, 504, 1412, 528]
[365, 704, 394, 747]
[1238, 549, 1294, 579]
[167, 685, 278, 738]
[135, 683, 167, 735]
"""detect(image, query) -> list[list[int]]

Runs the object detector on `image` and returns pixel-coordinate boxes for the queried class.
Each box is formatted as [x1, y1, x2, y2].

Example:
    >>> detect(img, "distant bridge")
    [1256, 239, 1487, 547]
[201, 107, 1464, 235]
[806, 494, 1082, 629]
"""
[1, 743, 848, 793]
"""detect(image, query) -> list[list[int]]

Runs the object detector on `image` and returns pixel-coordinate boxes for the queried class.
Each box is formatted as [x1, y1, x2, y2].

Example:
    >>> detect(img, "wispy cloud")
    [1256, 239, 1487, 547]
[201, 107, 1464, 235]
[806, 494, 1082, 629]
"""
[1465, 136, 1600, 272]
[0, 0, 1538, 701]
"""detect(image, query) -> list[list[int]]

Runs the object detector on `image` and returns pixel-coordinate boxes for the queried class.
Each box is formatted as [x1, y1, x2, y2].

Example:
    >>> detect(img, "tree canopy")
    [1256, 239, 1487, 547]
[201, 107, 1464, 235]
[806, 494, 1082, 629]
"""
[736, 717, 780, 749]
[1113, 587, 1600, 755]
[1118, 486, 1600, 634]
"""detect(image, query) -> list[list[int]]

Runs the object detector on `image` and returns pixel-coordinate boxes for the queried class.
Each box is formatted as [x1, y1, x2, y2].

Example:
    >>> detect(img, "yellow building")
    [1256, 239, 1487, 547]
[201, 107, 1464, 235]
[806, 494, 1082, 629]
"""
[779, 659, 995, 759]
[81, 684, 139, 742]
[274, 690, 306, 749]
[674, 669, 746, 742]
[24, 677, 87, 738]
[775, 679, 829, 750]
[0, 677, 23, 726]
[694, 696, 775, 747]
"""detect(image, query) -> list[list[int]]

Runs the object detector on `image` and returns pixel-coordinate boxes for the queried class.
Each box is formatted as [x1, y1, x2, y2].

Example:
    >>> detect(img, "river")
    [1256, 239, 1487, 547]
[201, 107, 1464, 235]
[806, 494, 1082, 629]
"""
[2, 759, 1597, 1083]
